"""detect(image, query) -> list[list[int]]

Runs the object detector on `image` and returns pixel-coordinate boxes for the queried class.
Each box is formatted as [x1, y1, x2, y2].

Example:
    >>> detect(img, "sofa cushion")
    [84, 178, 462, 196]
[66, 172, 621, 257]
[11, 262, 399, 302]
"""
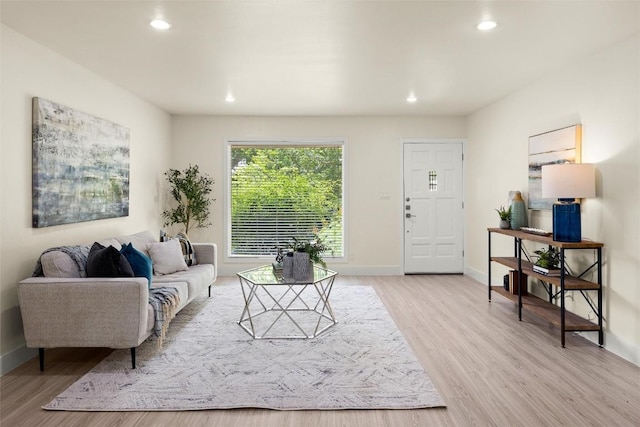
[120, 243, 153, 288]
[96, 237, 121, 250]
[87, 242, 135, 278]
[147, 239, 189, 275]
[153, 264, 214, 303]
[40, 251, 82, 278]
[115, 230, 156, 257]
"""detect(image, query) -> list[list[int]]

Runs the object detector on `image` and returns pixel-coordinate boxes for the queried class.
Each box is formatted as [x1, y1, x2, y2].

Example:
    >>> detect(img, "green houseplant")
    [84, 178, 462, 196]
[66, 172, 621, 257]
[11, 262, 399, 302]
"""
[533, 247, 561, 269]
[495, 205, 511, 229]
[287, 235, 330, 268]
[278, 234, 330, 268]
[162, 164, 214, 235]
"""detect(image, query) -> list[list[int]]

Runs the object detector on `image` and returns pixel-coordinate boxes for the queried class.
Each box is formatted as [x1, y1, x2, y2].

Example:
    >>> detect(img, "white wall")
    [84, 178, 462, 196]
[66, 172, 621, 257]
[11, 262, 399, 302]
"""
[0, 25, 173, 373]
[169, 115, 466, 275]
[465, 35, 640, 365]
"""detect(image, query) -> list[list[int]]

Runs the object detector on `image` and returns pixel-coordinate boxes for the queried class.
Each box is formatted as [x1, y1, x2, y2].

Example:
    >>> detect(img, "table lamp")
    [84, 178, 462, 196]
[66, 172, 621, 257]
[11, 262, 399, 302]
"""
[541, 163, 595, 242]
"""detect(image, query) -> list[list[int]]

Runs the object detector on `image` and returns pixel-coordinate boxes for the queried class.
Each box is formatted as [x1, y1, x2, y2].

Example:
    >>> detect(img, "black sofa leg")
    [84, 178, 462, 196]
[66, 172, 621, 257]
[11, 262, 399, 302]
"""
[131, 347, 136, 369]
[208, 284, 212, 298]
[39, 348, 44, 372]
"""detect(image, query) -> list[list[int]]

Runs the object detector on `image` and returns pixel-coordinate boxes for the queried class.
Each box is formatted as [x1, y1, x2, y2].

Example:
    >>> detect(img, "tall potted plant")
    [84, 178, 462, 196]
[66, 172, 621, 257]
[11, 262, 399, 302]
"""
[162, 164, 214, 235]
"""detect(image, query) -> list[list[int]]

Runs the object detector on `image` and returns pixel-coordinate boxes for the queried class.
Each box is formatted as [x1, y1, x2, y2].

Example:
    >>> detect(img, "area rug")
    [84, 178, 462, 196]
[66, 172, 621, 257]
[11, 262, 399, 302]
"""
[43, 284, 445, 411]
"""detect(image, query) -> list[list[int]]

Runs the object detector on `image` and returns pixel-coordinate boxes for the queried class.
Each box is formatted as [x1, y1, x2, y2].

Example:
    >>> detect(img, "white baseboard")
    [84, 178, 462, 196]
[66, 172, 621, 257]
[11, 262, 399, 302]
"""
[578, 331, 639, 367]
[1, 344, 37, 376]
[465, 265, 487, 285]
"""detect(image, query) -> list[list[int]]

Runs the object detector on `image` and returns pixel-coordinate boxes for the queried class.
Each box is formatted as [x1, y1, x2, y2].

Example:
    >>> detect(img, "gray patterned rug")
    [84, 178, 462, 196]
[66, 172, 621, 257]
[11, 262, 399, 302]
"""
[43, 284, 445, 411]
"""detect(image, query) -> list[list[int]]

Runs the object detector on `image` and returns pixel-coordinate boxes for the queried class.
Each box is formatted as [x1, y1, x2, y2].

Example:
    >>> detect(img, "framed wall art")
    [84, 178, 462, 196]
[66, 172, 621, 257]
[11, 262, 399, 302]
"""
[527, 124, 582, 210]
[32, 97, 130, 227]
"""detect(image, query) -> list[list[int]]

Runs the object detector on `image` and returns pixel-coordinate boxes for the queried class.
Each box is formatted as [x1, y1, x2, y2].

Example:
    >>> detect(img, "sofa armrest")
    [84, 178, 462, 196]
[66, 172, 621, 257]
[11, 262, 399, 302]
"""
[192, 243, 217, 282]
[18, 277, 150, 349]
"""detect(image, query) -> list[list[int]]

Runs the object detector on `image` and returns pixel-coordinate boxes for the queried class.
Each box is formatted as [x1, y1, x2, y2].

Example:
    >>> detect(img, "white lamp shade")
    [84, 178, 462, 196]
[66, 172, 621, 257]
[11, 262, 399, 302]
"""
[541, 163, 596, 199]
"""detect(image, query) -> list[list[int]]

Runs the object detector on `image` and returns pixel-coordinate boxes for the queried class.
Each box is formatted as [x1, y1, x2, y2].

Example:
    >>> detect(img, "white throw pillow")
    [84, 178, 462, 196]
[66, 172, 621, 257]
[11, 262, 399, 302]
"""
[147, 239, 189, 275]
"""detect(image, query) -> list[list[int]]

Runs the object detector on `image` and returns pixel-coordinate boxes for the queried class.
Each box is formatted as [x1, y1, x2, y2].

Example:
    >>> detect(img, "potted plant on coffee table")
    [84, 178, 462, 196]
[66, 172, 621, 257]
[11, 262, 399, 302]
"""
[281, 234, 330, 280]
[288, 235, 329, 268]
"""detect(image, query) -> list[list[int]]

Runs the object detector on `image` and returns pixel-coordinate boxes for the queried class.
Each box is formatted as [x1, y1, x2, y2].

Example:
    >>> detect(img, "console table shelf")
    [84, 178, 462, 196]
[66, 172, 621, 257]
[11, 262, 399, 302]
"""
[488, 228, 603, 347]
[489, 257, 600, 290]
[490, 287, 600, 331]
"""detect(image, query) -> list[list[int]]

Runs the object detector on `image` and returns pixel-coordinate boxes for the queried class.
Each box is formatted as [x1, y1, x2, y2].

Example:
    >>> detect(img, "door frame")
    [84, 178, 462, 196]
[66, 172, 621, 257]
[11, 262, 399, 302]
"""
[401, 138, 466, 274]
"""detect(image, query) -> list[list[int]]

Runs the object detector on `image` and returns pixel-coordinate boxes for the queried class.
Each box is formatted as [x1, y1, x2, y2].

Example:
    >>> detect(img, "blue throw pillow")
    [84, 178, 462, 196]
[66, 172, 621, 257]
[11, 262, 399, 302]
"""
[87, 242, 135, 278]
[120, 243, 153, 288]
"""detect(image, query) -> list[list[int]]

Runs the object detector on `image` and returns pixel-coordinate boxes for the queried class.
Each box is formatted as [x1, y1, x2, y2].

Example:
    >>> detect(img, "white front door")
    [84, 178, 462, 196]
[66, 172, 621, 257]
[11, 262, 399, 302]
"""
[403, 142, 464, 273]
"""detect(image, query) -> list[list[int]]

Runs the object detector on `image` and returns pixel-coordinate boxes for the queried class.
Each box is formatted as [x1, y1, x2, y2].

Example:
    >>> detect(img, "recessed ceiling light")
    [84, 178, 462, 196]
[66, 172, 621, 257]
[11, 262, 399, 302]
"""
[225, 94, 235, 103]
[477, 20, 497, 31]
[406, 94, 417, 103]
[150, 19, 171, 30]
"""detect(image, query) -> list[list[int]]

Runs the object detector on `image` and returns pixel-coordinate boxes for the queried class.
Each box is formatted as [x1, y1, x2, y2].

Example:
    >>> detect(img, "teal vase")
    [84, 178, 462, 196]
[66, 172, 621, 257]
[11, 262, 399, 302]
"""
[510, 191, 528, 230]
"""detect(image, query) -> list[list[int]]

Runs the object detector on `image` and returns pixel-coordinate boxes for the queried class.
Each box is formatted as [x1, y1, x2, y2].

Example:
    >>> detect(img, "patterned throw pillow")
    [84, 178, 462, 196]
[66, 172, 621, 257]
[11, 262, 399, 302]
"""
[86, 242, 134, 278]
[176, 232, 196, 266]
[147, 239, 189, 275]
[120, 243, 153, 288]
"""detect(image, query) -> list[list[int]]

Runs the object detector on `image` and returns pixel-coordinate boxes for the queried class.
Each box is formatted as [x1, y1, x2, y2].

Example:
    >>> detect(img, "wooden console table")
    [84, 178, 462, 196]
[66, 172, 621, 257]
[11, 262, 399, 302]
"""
[487, 228, 603, 347]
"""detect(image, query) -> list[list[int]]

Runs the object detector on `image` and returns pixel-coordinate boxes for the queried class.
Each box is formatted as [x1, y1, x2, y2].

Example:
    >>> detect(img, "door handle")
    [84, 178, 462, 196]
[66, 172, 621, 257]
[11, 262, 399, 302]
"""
[406, 213, 416, 218]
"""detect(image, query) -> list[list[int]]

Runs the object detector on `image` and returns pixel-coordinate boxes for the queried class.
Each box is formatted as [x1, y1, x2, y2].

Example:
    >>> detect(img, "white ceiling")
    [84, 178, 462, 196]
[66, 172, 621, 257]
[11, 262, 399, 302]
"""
[2, 1, 638, 116]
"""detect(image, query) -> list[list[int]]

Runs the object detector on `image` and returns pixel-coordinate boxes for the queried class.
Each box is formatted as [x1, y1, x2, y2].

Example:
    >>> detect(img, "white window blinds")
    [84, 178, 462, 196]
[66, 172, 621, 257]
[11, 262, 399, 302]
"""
[229, 144, 343, 257]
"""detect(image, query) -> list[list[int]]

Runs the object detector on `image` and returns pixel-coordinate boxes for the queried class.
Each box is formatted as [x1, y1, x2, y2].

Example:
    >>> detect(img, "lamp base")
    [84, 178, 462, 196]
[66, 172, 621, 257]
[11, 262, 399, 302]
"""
[552, 202, 582, 242]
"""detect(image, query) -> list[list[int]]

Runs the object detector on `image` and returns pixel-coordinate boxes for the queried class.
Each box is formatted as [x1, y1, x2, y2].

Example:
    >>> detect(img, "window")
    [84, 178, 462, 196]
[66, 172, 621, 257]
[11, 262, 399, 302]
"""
[228, 141, 344, 259]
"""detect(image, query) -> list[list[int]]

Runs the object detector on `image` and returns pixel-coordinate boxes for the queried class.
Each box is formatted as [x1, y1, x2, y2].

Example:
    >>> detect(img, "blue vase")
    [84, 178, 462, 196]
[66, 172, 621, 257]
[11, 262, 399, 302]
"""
[510, 191, 528, 230]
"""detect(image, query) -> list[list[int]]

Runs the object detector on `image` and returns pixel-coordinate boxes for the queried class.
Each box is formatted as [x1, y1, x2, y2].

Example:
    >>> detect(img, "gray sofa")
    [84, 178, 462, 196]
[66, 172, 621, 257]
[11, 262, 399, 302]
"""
[18, 230, 217, 370]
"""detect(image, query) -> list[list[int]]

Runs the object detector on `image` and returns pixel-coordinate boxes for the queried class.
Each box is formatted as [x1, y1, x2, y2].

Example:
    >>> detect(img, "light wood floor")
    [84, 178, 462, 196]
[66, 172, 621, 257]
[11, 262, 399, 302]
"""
[2, 275, 639, 426]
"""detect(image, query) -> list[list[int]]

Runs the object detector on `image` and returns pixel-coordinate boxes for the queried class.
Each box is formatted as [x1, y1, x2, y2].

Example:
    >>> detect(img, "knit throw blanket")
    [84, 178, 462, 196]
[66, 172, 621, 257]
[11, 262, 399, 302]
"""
[149, 287, 181, 348]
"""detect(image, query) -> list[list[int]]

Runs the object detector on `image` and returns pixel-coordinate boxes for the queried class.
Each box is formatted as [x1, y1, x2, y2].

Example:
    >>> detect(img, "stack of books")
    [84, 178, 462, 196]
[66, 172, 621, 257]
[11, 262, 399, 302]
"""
[272, 261, 283, 278]
[532, 265, 562, 276]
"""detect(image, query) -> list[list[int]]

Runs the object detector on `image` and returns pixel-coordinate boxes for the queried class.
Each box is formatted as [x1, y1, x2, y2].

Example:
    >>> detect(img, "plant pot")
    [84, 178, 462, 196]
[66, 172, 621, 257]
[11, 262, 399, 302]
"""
[499, 220, 510, 229]
[293, 251, 313, 281]
[282, 253, 294, 278]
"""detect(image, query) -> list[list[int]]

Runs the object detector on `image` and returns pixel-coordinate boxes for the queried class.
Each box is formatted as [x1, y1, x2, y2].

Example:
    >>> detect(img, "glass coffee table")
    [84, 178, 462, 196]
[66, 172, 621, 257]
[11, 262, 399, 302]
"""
[237, 265, 338, 339]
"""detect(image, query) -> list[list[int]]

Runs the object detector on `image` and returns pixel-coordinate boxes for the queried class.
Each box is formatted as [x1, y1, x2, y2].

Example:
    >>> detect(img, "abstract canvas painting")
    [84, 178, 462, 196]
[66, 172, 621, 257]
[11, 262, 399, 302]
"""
[32, 98, 130, 227]
[528, 125, 581, 210]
